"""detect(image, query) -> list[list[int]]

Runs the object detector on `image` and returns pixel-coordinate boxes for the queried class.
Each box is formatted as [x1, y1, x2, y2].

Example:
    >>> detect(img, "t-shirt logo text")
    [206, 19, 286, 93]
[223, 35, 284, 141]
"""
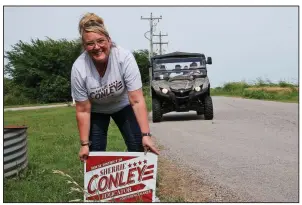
[90, 80, 123, 99]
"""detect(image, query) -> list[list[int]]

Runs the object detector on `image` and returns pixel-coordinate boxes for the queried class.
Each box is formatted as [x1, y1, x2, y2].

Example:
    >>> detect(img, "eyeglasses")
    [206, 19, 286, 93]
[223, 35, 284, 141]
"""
[85, 38, 108, 49]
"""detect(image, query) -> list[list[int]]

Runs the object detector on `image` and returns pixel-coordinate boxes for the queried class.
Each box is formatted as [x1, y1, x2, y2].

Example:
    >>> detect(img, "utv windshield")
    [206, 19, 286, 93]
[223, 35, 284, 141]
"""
[152, 57, 206, 80]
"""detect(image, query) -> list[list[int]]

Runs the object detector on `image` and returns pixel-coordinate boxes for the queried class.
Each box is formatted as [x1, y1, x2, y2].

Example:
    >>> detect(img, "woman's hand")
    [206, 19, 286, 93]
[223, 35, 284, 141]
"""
[79, 145, 89, 162]
[142, 136, 160, 155]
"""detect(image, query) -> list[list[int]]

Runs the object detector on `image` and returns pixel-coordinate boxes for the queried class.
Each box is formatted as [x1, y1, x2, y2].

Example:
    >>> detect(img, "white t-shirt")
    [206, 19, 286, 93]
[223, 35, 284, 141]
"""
[71, 45, 142, 114]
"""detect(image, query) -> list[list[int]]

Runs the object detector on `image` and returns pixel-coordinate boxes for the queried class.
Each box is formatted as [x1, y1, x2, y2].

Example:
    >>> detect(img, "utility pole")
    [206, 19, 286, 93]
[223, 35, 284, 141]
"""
[141, 13, 163, 96]
[153, 31, 168, 55]
[141, 13, 162, 61]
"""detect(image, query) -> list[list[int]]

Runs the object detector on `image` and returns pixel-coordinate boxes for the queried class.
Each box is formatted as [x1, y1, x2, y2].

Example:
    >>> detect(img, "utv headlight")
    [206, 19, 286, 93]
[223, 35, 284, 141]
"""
[161, 88, 168, 94]
[194, 86, 201, 92]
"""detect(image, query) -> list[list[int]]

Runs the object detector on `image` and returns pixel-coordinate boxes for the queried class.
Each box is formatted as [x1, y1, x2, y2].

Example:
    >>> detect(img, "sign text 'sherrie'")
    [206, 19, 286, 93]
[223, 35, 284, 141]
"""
[84, 152, 158, 202]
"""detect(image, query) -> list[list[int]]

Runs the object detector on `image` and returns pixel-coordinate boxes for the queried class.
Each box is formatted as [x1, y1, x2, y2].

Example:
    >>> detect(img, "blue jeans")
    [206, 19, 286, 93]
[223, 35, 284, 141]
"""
[89, 105, 144, 152]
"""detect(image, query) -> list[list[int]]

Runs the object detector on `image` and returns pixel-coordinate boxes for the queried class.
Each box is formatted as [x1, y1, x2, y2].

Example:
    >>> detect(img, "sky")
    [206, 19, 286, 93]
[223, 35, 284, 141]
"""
[4, 6, 298, 87]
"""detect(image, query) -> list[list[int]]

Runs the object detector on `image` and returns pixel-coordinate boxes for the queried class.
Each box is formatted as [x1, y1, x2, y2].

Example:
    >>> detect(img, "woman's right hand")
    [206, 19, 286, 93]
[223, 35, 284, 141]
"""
[79, 145, 89, 162]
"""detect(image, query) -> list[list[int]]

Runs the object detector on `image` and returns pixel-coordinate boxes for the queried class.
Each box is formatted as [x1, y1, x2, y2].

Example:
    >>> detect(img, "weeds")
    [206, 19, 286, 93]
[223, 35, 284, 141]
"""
[52, 170, 87, 202]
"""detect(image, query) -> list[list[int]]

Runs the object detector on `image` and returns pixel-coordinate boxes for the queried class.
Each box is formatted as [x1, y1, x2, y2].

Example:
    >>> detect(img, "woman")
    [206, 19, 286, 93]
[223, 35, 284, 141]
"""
[71, 13, 159, 162]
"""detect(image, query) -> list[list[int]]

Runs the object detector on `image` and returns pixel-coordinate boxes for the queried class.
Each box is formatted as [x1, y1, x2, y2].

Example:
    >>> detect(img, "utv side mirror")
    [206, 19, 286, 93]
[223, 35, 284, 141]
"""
[207, 57, 212, 65]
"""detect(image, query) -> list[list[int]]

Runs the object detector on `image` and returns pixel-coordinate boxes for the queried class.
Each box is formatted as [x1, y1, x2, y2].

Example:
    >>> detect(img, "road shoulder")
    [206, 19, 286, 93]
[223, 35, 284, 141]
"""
[155, 144, 243, 202]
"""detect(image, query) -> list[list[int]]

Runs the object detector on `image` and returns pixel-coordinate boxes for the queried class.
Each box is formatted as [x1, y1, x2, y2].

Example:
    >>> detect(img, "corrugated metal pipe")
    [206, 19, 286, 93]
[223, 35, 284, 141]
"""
[4, 126, 28, 178]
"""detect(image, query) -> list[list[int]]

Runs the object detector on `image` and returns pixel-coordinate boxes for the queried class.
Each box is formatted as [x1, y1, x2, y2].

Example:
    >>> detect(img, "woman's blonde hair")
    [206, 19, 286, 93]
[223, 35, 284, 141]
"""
[78, 12, 110, 41]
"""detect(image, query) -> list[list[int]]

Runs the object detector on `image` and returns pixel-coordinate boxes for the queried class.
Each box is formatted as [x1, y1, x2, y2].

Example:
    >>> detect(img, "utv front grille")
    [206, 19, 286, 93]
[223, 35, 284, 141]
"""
[170, 88, 192, 98]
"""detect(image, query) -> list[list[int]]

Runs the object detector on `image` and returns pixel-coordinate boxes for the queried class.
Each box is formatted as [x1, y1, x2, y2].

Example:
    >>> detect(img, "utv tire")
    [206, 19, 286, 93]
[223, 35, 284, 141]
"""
[204, 95, 214, 120]
[152, 98, 162, 123]
[197, 111, 202, 115]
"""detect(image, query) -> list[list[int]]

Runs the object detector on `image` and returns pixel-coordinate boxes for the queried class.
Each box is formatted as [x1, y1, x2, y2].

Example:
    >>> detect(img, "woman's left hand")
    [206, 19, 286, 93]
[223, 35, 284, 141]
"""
[142, 136, 160, 155]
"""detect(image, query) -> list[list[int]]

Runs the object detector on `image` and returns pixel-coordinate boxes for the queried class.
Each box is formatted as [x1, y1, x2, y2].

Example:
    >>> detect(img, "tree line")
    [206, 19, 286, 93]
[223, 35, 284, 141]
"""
[4, 38, 151, 105]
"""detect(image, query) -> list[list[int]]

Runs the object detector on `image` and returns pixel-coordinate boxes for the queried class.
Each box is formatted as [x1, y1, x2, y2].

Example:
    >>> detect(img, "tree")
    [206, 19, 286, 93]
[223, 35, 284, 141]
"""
[4, 77, 13, 96]
[4, 37, 82, 103]
[132, 49, 150, 85]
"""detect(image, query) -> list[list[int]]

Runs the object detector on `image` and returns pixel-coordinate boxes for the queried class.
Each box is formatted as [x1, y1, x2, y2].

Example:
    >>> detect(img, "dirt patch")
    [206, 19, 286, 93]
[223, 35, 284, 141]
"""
[156, 155, 244, 202]
[245, 87, 298, 92]
[157, 157, 214, 202]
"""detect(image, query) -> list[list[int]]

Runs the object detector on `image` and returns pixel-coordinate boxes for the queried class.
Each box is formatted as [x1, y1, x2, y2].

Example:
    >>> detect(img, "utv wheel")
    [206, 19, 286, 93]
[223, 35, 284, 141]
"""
[204, 95, 214, 120]
[152, 98, 162, 123]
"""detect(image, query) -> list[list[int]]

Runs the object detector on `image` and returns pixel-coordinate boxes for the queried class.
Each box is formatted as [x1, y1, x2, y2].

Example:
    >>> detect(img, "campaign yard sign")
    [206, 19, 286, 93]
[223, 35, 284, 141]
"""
[84, 152, 158, 202]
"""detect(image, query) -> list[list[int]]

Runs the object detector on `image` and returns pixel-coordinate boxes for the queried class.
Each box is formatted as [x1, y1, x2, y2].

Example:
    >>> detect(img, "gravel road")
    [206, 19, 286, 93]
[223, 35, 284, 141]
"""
[150, 96, 298, 202]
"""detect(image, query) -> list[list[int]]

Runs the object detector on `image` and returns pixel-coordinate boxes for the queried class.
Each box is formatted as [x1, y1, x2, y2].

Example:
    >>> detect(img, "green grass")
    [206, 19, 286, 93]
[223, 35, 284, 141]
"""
[4, 107, 127, 202]
[211, 79, 298, 103]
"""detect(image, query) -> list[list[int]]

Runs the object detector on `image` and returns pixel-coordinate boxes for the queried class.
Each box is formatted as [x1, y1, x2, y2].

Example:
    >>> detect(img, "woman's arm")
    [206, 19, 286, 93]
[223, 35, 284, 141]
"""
[122, 51, 159, 155]
[75, 99, 91, 161]
[71, 64, 92, 161]
[128, 88, 150, 133]
[75, 99, 91, 144]
[128, 88, 159, 155]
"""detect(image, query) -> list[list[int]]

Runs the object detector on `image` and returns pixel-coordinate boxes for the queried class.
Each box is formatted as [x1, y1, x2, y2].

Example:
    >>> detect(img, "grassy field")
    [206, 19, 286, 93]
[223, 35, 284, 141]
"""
[211, 79, 298, 103]
[4, 107, 129, 202]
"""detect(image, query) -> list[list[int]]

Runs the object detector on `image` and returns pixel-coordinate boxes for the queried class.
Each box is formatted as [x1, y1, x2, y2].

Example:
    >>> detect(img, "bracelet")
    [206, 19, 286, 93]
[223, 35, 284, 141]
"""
[80, 140, 91, 146]
[142, 132, 152, 137]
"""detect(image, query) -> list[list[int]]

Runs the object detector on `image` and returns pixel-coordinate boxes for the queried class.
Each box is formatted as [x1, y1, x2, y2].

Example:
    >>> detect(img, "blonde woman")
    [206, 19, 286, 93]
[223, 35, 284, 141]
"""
[71, 13, 159, 161]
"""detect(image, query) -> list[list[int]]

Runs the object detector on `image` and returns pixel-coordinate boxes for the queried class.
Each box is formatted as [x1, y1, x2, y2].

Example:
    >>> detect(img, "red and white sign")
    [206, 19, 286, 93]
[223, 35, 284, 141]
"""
[84, 152, 158, 202]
